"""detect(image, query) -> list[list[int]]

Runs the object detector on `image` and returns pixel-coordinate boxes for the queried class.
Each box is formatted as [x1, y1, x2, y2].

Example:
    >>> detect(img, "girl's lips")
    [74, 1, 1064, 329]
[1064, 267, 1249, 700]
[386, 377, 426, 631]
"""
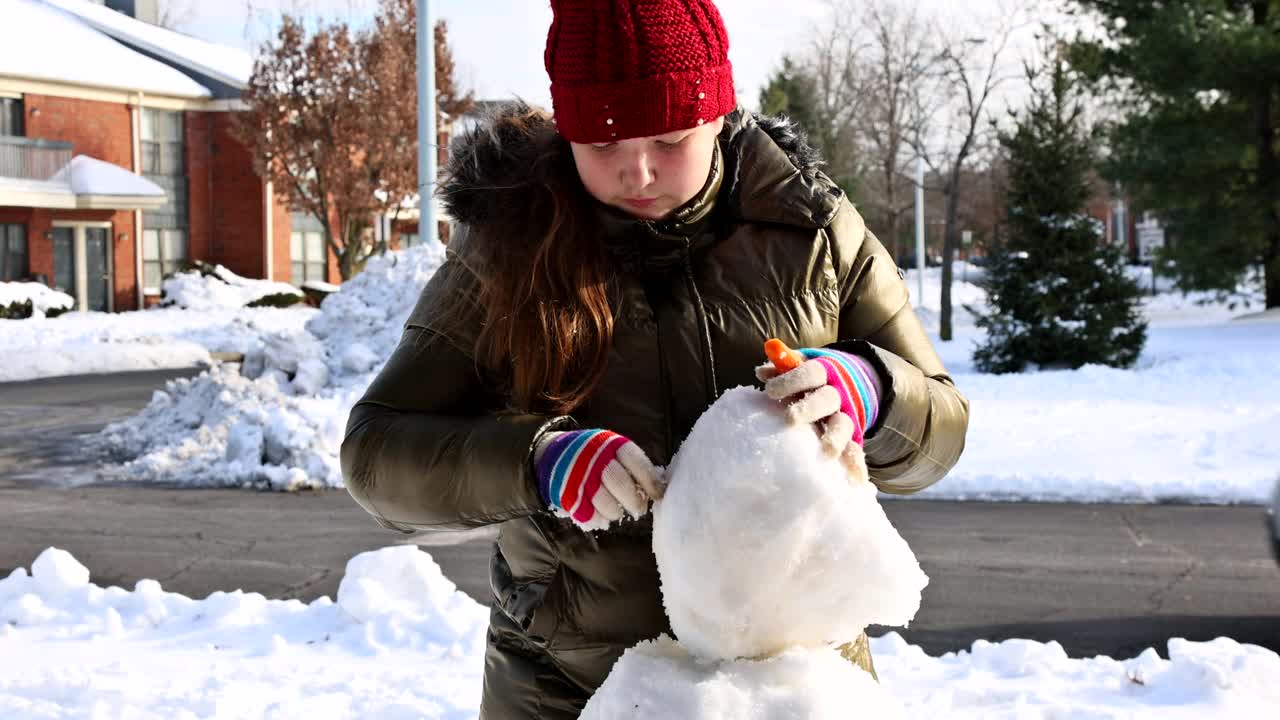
[624, 197, 658, 209]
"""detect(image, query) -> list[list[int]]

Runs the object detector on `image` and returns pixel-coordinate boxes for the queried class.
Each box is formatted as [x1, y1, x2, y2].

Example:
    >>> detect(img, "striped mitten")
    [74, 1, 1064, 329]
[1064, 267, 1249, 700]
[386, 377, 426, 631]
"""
[534, 429, 664, 531]
[757, 347, 883, 453]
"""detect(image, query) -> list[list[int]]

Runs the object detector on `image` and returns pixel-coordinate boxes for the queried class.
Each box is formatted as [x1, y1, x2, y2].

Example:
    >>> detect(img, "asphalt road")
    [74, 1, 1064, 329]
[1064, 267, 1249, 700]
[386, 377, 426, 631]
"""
[2, 369, 1278, 659]
[0, 368, 201, 487]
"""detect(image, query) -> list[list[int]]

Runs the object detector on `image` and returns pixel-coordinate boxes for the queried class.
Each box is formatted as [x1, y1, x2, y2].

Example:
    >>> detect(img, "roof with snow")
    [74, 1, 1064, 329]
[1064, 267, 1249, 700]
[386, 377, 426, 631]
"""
[0, 0, 252, 99]
[41, 0, 253, 96]
[0, 154, 166, 209]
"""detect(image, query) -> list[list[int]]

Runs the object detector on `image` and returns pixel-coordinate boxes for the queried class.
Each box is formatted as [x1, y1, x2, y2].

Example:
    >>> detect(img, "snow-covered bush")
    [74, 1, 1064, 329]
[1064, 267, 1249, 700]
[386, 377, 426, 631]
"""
[160, 262, 303, 310]
[0, 281, 75, 319]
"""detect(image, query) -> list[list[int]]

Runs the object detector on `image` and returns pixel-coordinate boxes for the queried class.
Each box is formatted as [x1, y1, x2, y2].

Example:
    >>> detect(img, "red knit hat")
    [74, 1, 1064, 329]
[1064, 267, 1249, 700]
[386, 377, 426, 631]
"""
[545, 0, 736, 144]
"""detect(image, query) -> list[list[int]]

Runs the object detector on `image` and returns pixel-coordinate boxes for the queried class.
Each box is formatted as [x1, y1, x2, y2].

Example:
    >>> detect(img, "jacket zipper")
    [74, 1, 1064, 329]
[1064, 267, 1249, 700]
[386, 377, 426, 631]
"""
[682, 244, 719, 406]
[642, 277, 677, 457]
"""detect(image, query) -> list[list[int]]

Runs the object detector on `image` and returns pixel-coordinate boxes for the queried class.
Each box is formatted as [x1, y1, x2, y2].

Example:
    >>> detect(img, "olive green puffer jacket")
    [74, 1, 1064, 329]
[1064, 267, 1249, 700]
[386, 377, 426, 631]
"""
[342, 104, 969, 719]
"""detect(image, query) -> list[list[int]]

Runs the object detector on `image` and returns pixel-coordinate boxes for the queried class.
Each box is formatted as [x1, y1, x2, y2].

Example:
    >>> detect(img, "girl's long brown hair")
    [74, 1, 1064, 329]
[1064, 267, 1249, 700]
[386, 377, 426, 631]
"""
[436, 106, 614, 416]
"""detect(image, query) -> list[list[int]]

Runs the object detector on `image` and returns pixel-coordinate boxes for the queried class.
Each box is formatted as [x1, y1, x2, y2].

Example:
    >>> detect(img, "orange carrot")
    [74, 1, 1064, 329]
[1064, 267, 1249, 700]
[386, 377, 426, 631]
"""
[764, 338, 805, 373]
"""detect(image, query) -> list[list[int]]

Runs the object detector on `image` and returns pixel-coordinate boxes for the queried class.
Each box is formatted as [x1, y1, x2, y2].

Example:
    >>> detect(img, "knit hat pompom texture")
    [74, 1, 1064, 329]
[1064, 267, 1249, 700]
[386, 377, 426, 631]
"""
[545, 0, 736, 144]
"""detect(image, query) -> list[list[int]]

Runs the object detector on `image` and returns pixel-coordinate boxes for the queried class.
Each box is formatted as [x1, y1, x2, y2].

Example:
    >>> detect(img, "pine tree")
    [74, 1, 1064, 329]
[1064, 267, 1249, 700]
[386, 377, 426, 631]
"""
[758, 56, 823, 149]
[1068, 0, 1280, 308]
[971, 50, 1147, 374]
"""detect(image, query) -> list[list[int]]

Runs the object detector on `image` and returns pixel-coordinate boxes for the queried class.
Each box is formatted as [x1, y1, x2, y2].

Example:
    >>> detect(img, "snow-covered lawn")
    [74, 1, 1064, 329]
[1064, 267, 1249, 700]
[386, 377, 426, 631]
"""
[908, 266, 1279, 504]
[0, 266, 316, 384]
[2, 546, 1275, 719]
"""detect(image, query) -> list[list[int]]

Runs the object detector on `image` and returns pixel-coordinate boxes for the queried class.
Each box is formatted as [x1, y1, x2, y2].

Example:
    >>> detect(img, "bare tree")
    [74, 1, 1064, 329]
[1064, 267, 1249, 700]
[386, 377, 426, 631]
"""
[803, 0, 871, 189]
[854, 0, 936, 262]
[912, 5, 1030, 341]
[237, 0, 473, 278]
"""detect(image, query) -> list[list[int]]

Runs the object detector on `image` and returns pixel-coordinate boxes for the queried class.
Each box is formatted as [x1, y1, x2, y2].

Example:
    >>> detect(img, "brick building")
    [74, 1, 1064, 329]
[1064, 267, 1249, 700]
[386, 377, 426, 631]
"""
[0, 0, 350, 312]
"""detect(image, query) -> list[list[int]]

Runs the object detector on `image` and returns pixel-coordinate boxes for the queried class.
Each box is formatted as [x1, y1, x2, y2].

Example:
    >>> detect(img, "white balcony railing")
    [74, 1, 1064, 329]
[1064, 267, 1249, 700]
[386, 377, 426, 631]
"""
[0, 137, 74, 181]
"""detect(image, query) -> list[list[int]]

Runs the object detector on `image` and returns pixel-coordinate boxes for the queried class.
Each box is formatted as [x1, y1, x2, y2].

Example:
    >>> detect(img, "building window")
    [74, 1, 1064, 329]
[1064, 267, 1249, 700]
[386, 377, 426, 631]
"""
[142, 228, 187, 291]
[0, 223, 27, 281]
[290, 231, 326, 286]
[140, 109, 184, 176]
[0, 98, 22, 137]
[400, 232, 420, 248]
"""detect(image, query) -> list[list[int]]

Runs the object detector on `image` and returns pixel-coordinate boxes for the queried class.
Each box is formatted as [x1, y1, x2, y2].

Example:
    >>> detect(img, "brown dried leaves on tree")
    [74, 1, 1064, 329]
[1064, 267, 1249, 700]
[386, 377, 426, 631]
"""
[235, 0, 472, 280]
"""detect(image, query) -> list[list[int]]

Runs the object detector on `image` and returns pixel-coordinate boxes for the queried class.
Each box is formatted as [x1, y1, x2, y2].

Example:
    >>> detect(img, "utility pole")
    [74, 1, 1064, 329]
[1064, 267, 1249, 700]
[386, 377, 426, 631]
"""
[417, 0, 438, 245]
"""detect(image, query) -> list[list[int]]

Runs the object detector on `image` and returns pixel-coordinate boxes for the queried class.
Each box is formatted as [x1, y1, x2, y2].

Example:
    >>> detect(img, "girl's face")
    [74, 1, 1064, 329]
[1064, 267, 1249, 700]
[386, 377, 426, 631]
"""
[570, 116, 726, 221]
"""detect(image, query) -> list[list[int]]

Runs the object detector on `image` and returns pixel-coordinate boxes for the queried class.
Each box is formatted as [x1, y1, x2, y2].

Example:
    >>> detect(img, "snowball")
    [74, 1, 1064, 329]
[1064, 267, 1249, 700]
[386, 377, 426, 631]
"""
[580, 636, 905, 720]
[653, 387, 928, 661]
[31, 547, 91, 596]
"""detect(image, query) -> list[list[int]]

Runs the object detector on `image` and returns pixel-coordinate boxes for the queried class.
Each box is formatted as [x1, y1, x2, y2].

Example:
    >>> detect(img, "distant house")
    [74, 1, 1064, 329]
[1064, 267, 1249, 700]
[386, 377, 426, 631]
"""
[0, 0, 342, 312]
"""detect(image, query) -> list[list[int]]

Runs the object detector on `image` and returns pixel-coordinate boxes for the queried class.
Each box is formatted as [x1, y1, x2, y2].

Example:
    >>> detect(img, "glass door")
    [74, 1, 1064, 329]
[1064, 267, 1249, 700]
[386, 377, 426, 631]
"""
[84, 227, 111, 312]
[52, 226, 75, 299]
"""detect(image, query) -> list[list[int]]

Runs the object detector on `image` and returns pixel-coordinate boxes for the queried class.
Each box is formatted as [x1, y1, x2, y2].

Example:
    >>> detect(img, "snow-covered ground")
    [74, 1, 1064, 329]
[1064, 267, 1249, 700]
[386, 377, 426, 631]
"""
[2, 546, 1276, 719]
[0, 268, 315, 384]
[908, 264, 1279, 504]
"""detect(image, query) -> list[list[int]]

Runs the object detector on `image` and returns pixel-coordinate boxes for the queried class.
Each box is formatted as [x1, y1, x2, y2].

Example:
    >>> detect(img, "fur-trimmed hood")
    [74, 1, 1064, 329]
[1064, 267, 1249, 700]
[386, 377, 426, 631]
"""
[438, 101, 844, 235]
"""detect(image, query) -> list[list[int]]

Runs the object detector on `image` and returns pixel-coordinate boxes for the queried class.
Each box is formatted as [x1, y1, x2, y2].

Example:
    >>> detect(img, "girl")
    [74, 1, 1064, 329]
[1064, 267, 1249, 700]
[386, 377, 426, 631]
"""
[343, 1, 968, 717]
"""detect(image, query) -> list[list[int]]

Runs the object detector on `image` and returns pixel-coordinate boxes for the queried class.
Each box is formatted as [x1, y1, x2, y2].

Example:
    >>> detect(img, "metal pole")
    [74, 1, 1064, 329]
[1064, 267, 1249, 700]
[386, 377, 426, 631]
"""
[915, 156, 925, 306]
[417, 0, 438, 245]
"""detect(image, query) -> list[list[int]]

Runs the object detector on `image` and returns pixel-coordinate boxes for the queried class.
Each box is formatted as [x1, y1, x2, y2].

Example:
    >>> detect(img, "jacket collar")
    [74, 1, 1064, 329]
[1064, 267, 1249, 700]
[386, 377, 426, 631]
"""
[719, 109, 843, 230]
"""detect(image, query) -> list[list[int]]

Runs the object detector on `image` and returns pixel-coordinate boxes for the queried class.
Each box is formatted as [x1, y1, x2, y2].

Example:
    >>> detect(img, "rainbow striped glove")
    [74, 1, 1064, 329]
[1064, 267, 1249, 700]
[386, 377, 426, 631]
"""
[533, 429, 664, 531]
[756, 348, 883, 465]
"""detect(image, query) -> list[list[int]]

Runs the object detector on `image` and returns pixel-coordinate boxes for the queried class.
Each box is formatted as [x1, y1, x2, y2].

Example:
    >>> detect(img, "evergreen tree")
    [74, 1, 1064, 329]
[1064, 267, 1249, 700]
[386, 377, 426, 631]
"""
[758, 56, 823, 147]
[1068, 1, 1280, 308]
[971, 50, 1147, 374]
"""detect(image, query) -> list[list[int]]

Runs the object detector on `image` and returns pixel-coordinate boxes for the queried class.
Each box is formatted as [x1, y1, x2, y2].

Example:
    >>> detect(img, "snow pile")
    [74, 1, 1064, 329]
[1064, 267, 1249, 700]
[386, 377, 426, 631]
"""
[584, 637, 903, 720]
[95, 364, 345, 489]
[653, 387, 926, 660]
[93, 243, 448, 488]
[0, 281, 75, 318]
[873, 632, 1280, 717]
[586, 386, 926, 718]
[2, 547, 1277, 719]
[0, 545, 487, 719]
[161, 264, 302, 310]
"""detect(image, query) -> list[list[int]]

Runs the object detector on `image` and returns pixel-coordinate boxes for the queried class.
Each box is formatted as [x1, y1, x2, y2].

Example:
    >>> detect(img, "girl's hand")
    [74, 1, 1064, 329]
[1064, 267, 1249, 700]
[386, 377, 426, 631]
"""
[534, 430, 664, 531]
[756, 341, 882, 466]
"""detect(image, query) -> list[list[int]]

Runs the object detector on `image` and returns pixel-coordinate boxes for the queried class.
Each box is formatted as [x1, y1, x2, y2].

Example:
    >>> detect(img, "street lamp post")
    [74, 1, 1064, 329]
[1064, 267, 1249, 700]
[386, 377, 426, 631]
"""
[417, 0, 438, 245]
[915, 156, 925, 306]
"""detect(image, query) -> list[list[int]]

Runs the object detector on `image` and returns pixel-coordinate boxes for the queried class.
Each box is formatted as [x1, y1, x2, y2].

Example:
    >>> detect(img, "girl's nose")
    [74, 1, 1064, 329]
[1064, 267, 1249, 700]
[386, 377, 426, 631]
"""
[620, 150, 655, 191]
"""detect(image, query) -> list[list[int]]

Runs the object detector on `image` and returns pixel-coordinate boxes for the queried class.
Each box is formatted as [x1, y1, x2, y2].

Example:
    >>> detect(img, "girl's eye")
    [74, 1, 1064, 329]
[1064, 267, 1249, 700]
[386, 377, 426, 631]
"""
[657, 137, 688, 150]
[592, 143, 617, 153]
